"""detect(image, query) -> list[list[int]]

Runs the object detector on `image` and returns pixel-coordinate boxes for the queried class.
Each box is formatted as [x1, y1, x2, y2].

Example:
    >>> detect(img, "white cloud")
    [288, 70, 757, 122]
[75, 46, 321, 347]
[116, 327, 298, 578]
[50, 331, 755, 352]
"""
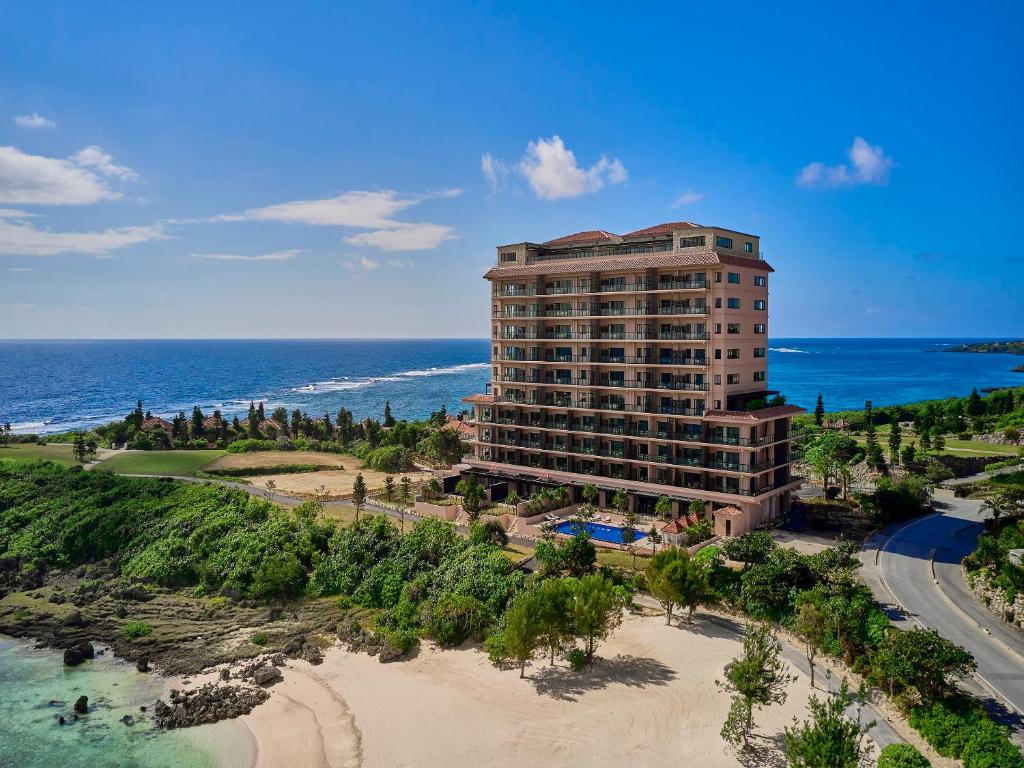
[0, 217, 164, 256]
[797, 137, 893, 189]
[0, 145, 137, 205]
[72, 146, 138, 181]
[515, 136, 627, 200]
[387, 257, 414, 268]
[13, 113, 56, 129]
[343, 255, 381, 271]
[190, 249, 303, 262]
[0, 208, 37, 218]
[671, 190, 703, 208]
[481, 153, 509, 191]
[344, 222, 456, 251]
[214, 189, 458, 251]
[6, 266, 33, 272]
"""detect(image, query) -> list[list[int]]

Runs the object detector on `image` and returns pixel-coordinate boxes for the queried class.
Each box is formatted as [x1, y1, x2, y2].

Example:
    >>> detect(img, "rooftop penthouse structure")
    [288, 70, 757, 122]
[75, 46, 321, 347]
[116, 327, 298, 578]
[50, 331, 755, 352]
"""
[462, 222, 804, 536]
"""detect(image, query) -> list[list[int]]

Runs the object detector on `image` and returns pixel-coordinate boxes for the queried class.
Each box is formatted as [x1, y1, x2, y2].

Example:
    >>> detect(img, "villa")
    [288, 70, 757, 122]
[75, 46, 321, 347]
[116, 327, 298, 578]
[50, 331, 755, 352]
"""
[461, 222, 804, 536]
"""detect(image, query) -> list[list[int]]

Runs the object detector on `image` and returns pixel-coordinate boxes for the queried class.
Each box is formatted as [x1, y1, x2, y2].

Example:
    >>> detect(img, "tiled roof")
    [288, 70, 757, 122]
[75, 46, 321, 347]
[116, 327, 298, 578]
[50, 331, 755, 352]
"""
[621, 222, 700, 238]
[141, 417, 173, 430]
[485, 251, 773, 279]
[713, 506, 745, 518]
[542, 230, 619, 246]
[703, 404, 806, 423]
[445, 415, 476, 438]
[463, 393, 495, 404]
[660, 518, 688, 534]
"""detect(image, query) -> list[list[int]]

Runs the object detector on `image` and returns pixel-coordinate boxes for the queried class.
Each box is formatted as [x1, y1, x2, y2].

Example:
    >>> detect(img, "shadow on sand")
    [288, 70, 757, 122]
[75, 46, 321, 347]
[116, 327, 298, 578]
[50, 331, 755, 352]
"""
[529, 654, 676, 701]
[732, 733, 788, 768]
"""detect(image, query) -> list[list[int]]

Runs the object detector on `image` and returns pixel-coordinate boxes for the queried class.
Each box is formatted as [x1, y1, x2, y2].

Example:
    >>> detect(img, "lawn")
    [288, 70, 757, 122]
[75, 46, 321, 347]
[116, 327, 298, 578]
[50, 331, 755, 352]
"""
[0, 443, 78, 466]
[596, 548, 650, 572]
[848, 425, 1018, 458]
[95, 450, 225, 477]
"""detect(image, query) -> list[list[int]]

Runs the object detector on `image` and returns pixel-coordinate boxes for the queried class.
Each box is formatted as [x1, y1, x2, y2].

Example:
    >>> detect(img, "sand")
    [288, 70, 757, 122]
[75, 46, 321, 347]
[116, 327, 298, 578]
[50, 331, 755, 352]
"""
[235, 610, 868, 768]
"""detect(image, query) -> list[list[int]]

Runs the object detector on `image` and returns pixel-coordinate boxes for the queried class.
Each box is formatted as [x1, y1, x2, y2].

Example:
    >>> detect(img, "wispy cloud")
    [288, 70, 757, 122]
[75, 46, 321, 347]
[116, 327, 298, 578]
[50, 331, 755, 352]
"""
[343, 255, 381, 271]
[0, 217, 164, 257]
[212, 189, 459, 251]
[0, 145, 137, 205]
[671, 190, 703, 208]
[482, 136, 627, 200]
[797, 136, 893, 189]
[387, 257, 414, 268]
[13, 113, 56, 129]
[5, 266, 33, 272]
[190, 249, 303, 262]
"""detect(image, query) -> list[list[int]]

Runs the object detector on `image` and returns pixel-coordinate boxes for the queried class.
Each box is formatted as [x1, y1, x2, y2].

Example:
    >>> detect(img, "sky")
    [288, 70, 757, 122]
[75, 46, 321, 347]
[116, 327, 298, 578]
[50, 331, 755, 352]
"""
[1, 1, 1022, 339]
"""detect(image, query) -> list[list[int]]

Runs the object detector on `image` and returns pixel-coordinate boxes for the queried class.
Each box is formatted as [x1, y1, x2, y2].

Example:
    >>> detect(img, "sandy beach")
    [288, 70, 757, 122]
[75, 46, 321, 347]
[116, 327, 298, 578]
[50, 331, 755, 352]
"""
[233, 609, 868, 768]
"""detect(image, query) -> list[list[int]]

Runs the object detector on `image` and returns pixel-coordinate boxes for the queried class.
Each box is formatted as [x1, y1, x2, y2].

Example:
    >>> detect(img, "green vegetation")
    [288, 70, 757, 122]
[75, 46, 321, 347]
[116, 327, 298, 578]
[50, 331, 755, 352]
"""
[205, 463, 335, 477]
[122, 620, 153, 640]
[909, 697, 1024, 768]
[646, 547, 709, 624]
[97, 450, 225, 476]
[251, 631, 269, 646]
[782, 680, 872, 768]
[0, 443, 78, 466]
[964, 487, 1024, 602]
[877, 744, 931, 768]
[947, 340, 1024, 355]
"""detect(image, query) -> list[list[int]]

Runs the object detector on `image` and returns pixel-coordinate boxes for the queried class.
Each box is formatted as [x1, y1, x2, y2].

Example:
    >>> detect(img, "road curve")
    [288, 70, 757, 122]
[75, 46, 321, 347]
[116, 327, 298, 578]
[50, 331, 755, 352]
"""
[861, 491, 1024, 732]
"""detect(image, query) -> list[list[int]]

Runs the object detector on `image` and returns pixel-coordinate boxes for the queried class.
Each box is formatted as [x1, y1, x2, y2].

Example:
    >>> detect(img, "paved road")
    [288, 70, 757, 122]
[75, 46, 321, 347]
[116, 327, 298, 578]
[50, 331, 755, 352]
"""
[861, 491, 1024, 734]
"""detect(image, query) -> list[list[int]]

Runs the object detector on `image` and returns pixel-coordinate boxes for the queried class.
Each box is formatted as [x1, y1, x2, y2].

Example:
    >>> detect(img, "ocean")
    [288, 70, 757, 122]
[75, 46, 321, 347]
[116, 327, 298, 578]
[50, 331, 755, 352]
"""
[0, 338, 1021, 434]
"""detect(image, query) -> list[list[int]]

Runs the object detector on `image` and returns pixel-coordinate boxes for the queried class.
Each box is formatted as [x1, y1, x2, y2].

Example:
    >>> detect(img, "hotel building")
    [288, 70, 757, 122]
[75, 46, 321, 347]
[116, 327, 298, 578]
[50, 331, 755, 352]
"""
[462, 222, 804, 536]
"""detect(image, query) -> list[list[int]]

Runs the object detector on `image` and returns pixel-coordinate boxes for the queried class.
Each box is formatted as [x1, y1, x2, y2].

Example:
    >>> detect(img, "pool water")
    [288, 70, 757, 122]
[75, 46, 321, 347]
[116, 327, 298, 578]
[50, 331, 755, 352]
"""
[554, 520, 648, 545]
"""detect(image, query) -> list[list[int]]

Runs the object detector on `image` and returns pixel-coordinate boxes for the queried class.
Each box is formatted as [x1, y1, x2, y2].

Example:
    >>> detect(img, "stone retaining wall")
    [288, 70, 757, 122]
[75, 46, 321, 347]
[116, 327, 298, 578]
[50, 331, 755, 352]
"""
[963, 564, 1024, 631]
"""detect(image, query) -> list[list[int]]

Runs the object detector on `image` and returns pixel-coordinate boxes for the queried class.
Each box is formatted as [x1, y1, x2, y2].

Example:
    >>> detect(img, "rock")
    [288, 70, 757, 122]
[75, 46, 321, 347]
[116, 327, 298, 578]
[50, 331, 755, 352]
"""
[114, 604, 127, 618]
[252, 666, 283, 686]
[266, 607, 283, 622]
[140, 705, 147, 712]
[63, 644, 87, 666]
[153, 684, 269, 729]
[73, 696, 88, 715]
[58, 716, 65, 725]
[219, 668, 230, 681]
[111, 585, 152, 602]
[218, 587, 243, 602]
[78, 641, 95, 660]
[136, 657, 150, 673]
[120, 714, 135, 726]
[270, 653, 285, 666]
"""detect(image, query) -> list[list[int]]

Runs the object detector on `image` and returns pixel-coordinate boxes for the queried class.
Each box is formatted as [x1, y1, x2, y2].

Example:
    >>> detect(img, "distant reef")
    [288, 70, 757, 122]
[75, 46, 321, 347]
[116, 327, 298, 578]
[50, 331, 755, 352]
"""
[945, 340, 1024, 355]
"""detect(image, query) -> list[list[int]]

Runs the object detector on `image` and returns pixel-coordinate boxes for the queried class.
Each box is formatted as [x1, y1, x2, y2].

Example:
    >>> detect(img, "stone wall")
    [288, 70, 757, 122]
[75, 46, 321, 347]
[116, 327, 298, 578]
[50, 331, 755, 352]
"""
[963, 565, 1024, 631]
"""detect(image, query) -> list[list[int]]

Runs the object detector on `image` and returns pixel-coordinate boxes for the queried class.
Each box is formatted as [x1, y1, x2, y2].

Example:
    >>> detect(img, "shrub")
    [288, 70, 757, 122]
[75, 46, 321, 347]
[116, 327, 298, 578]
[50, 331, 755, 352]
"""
[122, 620, 153, 640]
[191, 438, 208, 450]
[469, 520, 508, 547]
[567, 647, 587, 671]
[226, 438, 278, 453]
[877, 744, 931, 768]
[251, 631, 268, 646]
[909, 697, 1024, 767]
[684, 518, 714, 546]
[365, 445, 413, 473]
[423, 593, 493, 646]
[1005, 428, 1021, 442]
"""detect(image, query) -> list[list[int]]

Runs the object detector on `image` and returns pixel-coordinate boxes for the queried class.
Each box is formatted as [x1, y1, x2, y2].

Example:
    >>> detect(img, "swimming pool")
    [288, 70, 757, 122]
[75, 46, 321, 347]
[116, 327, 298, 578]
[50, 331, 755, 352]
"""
[554, 520, 648, 545]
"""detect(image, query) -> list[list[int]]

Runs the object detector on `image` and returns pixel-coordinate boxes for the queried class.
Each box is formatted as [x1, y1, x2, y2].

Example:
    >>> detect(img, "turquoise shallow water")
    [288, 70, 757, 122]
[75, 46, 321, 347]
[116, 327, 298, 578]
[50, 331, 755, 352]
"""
[0, 637, 252, 768]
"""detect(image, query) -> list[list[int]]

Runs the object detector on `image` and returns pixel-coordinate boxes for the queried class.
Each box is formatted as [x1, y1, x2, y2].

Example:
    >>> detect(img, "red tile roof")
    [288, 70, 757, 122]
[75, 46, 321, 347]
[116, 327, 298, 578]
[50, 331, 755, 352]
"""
[542, 230, 619, 246]
[445, 415, 476, 438]
[660, 518, 689, 534]
[141, 416, 173, 431]
[463, 393, 496, 404]
[703, 405, 806, 423]
[621, 222, 700, 238]
[713, 506, 745, 518]
[485, 251, 772, 279]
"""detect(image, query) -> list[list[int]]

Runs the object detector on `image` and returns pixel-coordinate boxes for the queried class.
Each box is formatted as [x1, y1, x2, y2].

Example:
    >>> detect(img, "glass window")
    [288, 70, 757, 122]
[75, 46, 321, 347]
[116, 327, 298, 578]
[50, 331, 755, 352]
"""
[727, 348, 740, 359]
[754, 347, 766, 358]
[714, 348, 722, 359]
[754, 323, 766, 334]
[727, 272, 741, 284]
[715, 271, 722, 283]
[716, 236, 733, 249]
[680, 235, 705, 248]
[714, 374, 721, 384]
[715, 323, 722, 334]
[714, 297, 722, 308]
[727, 298, 741, 309]
[754, 371, 766, 382]
[754, 299, 766, 310]
[727, 373, 740, 384]
[727, 323, 740, 334]
[744, 242, 753, 253]
[754, 275, 766, 287]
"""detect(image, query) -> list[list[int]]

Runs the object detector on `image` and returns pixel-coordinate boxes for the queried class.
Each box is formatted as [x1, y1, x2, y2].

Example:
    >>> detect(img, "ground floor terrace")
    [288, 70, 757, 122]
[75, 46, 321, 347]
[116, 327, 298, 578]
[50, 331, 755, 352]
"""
[461, 457, 800, 537]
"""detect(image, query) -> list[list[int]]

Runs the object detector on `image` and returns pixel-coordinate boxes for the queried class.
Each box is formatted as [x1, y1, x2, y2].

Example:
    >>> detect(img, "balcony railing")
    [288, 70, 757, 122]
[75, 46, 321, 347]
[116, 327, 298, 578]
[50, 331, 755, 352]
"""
[493, 279, 709, 298]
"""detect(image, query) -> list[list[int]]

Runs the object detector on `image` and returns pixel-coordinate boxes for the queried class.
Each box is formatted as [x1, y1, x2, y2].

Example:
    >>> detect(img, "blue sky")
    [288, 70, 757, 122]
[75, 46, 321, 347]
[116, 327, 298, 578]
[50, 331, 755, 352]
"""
[1, 1, 1022, 339]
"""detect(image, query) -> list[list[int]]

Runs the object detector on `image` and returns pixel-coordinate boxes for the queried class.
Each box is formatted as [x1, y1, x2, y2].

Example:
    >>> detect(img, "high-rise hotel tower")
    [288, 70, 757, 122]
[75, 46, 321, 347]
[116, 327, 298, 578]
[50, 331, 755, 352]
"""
[462, 223, 803, 535]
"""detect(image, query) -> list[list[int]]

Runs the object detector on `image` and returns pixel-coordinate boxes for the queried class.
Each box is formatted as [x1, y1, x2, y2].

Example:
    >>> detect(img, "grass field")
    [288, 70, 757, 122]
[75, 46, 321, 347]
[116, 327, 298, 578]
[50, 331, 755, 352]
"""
[0, 443, 79, 466]
[848, 425, 1018, 457]
[95, 450, 226, 476]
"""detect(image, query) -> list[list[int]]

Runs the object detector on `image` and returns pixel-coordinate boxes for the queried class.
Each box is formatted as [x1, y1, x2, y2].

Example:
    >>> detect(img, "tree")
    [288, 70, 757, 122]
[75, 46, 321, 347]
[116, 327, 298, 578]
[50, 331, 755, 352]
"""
[888, 421, 903, 466]
[456, 476, 485, 521]
[271, 406, 289, 426]
[919, 429, 932, 452]
[383, 475, 396, 502]
[872, 627, 975, 702]
[814, 393, 825, 427]
[570, 573, 627, 664]
[265, 479, 277, 503]
[722, 531, 777, 569]
[804, 429, 846, 496]
[71, 432, 97, 463]
[190, 405, 205, 439]
[383, 400, 396, 428]
[655, 495, 671, 521]
[966, 386, 985, 417]
[793, 594, 828, 689]
[876, 744, 931, 768]
[0, 422, 10, 447]
[485, 589, 542, 678]
[647, 547, 708, 624]
[560, 530, 597, 576]
[782, 680, 872, 768]
[864, 401, 885, 470]
[581, 482, 598, 507]
[535, 577, 573, 665]
[612, 489, 628, 517]
[647, 525, 662, 554]
[688, 497, 704, 518]
[397, 475, 413, 532]
[621, 506, 639, 569]
[247, 401, 260, 438]
[352, 473, 368, 524]
[718, 623, 796, 748]
[932, 430, 945, 453]
[256, 401, 265, 422]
